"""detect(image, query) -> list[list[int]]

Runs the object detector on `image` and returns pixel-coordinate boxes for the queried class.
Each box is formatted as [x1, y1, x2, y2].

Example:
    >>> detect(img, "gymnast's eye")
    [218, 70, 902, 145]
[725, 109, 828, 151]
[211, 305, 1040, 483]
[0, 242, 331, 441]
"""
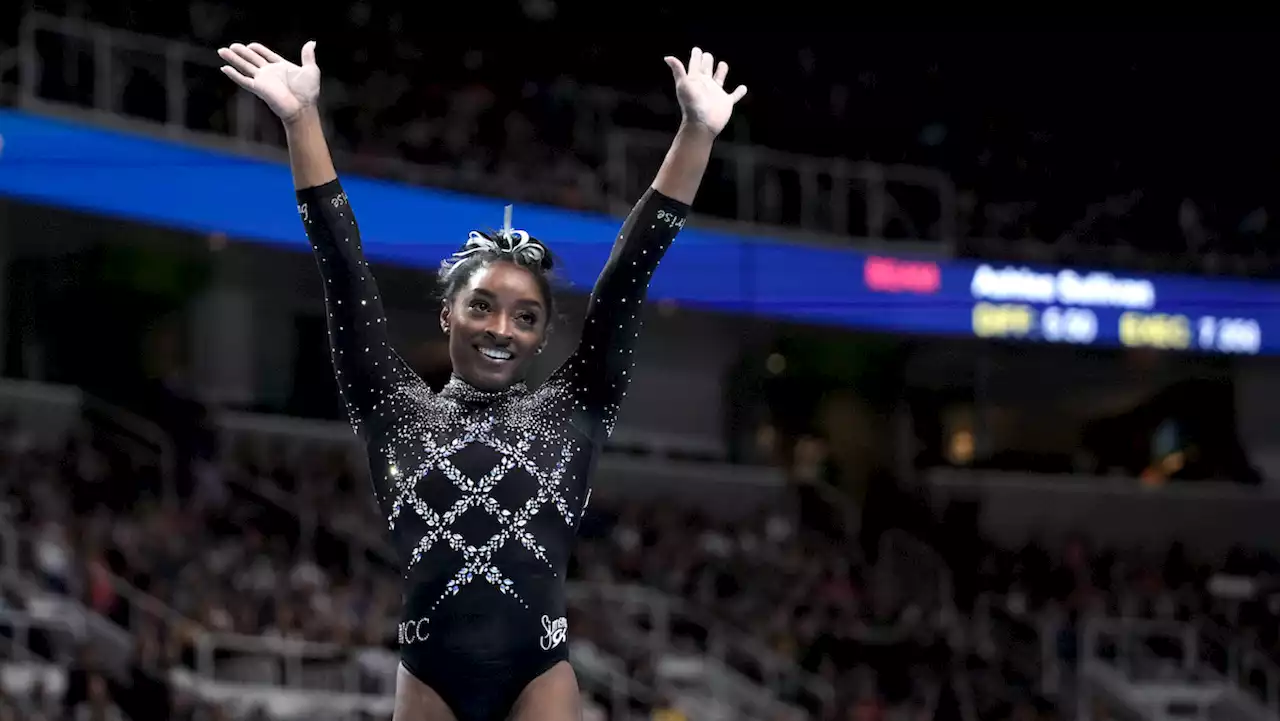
[469, 299, 491, 313]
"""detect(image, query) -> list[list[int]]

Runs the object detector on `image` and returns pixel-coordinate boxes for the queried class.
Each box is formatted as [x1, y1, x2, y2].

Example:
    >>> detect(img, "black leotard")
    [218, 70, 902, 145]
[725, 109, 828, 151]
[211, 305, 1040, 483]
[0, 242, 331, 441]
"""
[296, 180, 689, 721]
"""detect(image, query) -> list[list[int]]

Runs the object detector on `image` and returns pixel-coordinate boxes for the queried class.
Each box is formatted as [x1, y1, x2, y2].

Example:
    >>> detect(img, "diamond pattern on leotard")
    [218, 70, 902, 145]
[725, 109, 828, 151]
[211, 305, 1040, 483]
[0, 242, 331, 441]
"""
[386, 404, 578, 611]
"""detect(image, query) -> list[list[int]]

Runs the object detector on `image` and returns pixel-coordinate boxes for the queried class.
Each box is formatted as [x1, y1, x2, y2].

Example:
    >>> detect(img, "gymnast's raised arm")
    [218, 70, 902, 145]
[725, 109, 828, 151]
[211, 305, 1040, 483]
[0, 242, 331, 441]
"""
[217, 41, 421, 435]
[553, 47, 747, 438]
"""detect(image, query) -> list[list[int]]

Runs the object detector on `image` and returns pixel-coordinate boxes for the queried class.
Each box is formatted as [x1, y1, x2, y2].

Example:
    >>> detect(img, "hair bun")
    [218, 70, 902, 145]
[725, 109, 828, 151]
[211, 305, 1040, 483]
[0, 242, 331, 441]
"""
[462, 231, 501, 255]
[443, 229, 554, 275]
[509, 235, 554, 272]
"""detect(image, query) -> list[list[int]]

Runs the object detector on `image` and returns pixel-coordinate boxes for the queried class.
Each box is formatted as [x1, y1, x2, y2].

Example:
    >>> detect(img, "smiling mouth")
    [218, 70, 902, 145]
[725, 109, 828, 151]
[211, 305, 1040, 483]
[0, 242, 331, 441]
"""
[477, 346, 514, 362]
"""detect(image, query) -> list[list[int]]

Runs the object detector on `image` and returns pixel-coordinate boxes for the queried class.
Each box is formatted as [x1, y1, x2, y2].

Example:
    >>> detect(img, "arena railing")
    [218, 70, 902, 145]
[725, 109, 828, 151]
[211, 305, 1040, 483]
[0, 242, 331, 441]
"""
[0, 504, 396, 712]
[0, 608, 82, 668]
[1193, 617, 1280, 720]
[605, 127, 958, 248]
[85, 549, 401, 717]
[569, 582, 834, 717]
[1079, 617, 1277, 721]
[0, 559, 133, 677]
[15, 10, 957, 253]
[0, 608, 82, 699]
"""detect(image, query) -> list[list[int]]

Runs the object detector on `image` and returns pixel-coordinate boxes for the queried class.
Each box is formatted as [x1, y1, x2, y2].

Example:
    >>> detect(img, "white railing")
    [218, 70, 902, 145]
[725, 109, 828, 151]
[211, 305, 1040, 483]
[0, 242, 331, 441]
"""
[606, 127, 958, 248]
[15, 10, 958, 252]
[573, 639, 673, 721]
[94, 557, 399, 717]
[1079, 617, 1278, 721]
[0, 568, 133, 674]
[569, 581, 833, 716]
[1194, 617, 1280, 719]
[192, 632, 388, 695]
[0, 609, 83, 666]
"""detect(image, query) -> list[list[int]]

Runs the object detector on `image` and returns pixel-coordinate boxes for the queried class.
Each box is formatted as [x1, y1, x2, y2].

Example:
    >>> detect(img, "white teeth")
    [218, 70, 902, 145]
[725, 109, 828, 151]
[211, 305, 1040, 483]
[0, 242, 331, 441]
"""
[479, 347, 513, 361]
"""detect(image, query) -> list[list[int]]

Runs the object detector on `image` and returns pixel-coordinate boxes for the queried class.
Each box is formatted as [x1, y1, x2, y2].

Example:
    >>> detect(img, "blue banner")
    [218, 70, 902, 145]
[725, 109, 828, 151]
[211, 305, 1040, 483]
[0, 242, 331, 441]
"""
[2, 109, 1279, 355]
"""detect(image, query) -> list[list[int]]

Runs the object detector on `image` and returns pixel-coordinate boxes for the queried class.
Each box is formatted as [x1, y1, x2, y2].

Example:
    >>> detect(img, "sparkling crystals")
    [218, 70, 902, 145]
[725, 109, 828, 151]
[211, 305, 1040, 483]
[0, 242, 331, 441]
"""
[300, 180, 689, 649]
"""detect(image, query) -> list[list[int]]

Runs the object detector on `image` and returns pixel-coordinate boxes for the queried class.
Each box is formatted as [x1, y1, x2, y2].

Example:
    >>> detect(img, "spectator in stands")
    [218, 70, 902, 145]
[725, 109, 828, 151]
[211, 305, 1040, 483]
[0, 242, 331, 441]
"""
[71, 674, 123, 721]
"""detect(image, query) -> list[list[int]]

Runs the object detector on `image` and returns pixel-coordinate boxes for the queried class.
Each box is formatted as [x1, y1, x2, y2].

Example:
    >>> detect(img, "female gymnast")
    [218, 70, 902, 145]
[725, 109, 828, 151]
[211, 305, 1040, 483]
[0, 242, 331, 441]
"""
[216, 39, 746, 721]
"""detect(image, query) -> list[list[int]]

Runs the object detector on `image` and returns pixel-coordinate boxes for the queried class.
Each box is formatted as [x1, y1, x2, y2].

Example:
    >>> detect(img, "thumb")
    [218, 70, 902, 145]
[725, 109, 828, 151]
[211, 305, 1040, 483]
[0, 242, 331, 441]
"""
[664, 56, 686, 81]
[729, 84, 748, 104]
[301, 40, 317, 67]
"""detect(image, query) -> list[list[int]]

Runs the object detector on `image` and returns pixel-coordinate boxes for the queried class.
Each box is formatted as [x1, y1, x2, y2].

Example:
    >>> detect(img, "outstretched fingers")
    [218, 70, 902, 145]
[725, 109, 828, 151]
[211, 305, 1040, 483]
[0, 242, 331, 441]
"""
[230, 42, 269, 67]
[217, 46, 258, 78]
[247, 42, 284, 63]
[672, 46, 745, 103]
[664, 56, 686, 81]
[713, 61, 728, 87]
[300, 40, 317, 68]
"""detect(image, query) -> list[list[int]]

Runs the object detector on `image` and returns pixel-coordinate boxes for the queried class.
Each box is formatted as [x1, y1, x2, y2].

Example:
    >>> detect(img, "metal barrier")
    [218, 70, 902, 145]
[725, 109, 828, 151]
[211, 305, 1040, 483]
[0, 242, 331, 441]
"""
[569, 581, 834, 717]
[0, 567, 132, 676]
[606, 127, 957, 247]
[1079, 617, 1277, 721]
[15, 10, 958, 252]
[0, 609, 82, 666]
[1194, 617, 1280, 718]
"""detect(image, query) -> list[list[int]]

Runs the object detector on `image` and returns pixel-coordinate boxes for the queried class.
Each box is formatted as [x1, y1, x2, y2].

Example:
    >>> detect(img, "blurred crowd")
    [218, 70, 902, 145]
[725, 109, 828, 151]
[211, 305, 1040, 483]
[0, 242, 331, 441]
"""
[9, 2, 1280, 273]
[0, 412, 972, 721]
[1, 405, 1275, 721]
[975, 535, 1280, 668]
[5, 394, 1274, 721]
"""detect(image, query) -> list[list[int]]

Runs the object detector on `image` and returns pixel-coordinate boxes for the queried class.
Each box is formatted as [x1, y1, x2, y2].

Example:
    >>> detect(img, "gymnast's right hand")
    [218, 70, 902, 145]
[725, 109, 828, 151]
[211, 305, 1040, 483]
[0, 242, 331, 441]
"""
[217, 41, 320, 125]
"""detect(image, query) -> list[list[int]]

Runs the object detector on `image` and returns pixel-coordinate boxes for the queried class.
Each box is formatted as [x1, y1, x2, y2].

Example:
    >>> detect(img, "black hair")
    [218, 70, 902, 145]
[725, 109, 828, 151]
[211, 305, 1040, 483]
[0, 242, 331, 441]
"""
[438, 229, 557, 323]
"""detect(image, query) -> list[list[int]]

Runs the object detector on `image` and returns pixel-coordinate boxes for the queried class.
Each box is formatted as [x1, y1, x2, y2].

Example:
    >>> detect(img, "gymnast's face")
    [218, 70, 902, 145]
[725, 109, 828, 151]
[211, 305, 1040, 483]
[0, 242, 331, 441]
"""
[442, 261, 549, 391]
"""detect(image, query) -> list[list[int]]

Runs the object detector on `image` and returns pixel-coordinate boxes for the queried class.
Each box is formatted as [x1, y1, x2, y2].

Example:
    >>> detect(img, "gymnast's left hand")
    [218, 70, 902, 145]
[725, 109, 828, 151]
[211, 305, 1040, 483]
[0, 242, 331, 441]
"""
[664, 47, 747, 137]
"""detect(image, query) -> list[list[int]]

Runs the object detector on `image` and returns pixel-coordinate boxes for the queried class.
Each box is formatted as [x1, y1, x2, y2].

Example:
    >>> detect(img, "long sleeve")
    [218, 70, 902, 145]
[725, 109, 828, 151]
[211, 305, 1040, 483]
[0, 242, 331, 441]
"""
[552, 187, 691, 438]
[297, 179, 422, 435]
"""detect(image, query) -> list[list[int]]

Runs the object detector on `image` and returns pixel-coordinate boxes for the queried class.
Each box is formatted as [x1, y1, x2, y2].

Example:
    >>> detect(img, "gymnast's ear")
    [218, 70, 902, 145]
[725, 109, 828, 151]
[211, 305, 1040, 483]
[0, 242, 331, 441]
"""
[439, 304, 451, 335]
